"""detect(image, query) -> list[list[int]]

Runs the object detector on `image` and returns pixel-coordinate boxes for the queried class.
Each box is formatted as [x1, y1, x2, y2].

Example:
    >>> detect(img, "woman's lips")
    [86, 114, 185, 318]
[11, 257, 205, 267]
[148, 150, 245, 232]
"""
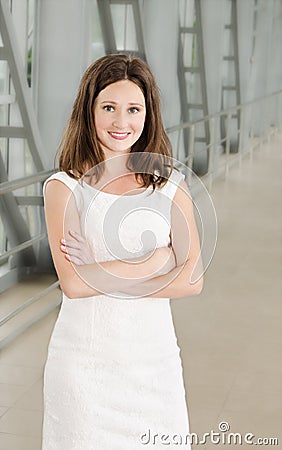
[108, 131, 130, 140]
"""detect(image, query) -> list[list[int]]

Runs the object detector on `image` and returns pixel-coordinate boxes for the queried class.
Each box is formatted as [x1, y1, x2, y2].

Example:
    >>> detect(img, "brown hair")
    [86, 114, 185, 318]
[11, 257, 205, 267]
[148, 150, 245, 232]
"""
[57, 54, 173, 187]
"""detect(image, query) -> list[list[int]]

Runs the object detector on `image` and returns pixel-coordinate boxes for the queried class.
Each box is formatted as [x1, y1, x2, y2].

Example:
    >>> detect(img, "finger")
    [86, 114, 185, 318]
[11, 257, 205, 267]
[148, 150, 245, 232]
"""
[61, 240, 83, 250]
[61, 245, 87, 260]
[68, 230, 85, 243]
[67, 255, 85, 265]
[60, 244, 68, 254]
[65, 252, 85, 265]
[60, 244, 77, 254]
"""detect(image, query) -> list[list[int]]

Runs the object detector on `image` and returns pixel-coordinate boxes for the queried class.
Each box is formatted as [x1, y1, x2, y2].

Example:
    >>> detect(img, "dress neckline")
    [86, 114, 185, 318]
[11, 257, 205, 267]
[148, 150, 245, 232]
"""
[82, 180, 153, 198]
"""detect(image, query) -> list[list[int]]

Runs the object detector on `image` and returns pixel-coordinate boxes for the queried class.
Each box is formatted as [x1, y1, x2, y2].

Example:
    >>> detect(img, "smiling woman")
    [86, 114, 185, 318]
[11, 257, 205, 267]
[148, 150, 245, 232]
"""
[56, 54, 173, 186]
[42, 54, 201, 450]
[94, 79, 146, 157]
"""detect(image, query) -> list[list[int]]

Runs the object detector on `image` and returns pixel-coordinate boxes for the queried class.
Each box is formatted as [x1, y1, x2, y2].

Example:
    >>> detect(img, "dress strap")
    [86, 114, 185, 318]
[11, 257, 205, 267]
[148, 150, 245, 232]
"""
[43, 171, 79, 197]
[160, 169, 185, 200]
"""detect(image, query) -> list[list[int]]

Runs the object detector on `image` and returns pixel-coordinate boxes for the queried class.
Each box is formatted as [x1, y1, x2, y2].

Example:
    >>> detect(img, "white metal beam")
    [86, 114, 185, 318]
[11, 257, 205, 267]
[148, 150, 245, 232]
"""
[0, 0, 45, 171]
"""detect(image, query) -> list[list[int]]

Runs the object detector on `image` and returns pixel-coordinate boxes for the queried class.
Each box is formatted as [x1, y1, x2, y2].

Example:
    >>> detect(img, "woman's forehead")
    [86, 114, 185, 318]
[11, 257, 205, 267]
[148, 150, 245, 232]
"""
[97, 80, 145, 104]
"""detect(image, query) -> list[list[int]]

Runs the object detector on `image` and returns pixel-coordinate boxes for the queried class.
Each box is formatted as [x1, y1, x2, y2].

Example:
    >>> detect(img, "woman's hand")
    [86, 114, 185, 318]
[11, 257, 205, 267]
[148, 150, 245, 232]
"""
[60, 230, 96, 265]
[154, 246, 176, 276]
[60, 229, 176, 277]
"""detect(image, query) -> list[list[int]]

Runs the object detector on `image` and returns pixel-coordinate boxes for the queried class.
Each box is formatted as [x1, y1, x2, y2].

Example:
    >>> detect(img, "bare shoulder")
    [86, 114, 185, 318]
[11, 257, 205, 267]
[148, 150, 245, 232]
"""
[173, 179, 193, 210]
[45, 178, 72, 197]
[44, 179, 74, 212]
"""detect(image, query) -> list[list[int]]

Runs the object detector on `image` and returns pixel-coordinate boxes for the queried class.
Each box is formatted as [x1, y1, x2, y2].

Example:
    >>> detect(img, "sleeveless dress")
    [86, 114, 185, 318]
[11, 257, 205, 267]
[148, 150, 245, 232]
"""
[42, 169, 191, 450]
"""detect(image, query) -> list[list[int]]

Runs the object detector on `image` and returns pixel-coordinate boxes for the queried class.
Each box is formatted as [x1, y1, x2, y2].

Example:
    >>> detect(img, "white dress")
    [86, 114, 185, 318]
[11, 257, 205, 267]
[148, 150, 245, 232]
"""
[42, 169, 191, 449]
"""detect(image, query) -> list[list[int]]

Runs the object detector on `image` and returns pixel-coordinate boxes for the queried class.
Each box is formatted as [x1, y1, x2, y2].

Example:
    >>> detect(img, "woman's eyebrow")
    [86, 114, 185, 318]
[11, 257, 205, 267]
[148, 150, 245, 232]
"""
[128, 102, 145, 107]
[100, 100, 145, 107]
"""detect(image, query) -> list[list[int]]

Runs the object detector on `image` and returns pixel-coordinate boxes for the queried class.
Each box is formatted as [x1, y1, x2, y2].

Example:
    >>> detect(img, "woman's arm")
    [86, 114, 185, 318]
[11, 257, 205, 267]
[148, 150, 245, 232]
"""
[44, 180, 174, 299]
[120, 179, 204, 299]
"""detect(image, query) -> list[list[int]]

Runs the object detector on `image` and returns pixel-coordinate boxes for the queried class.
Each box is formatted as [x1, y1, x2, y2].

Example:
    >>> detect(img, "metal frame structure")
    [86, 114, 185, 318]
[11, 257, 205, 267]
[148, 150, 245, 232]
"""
[96, 0, 146, 60]
[220, 0, 241, 151]
[177, 0, 210, 173]
[168, 90, 281, 186]
[0, 0, 45, 170]
[0, 0, 49, 271]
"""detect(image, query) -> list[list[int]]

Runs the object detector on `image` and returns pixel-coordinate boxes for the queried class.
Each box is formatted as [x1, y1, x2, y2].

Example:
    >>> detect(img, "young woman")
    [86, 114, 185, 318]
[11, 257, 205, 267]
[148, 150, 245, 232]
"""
[42, 54, 203, 449]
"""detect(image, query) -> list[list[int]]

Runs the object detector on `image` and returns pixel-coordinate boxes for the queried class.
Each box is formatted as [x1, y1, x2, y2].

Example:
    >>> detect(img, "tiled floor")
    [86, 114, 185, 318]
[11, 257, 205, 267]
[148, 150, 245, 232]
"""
[0, 133, 281, 449]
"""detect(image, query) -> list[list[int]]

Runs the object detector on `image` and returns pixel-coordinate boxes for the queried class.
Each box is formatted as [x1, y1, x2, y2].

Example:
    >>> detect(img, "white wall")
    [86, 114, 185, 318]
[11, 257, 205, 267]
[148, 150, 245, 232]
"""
[142, 0, 181, 130]
[201, 0, 226, 115]
[36, 0, 92, 168]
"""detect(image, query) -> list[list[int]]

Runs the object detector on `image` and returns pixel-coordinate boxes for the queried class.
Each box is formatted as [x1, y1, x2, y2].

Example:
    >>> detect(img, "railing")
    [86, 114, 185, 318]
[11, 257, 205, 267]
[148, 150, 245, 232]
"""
[166, 90, 282, 191]
[0, 169, 54, 266]
[0, 280, 61, 350]
[0, 170, 54, 195]
[0, 90, 281, 349]
[0, 169, 60, 349]
[1, 91, 281, 270]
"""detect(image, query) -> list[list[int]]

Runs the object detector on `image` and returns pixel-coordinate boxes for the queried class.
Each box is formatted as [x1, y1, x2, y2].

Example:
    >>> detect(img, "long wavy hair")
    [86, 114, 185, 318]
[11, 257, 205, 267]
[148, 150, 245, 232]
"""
[57, 54, 173, 188]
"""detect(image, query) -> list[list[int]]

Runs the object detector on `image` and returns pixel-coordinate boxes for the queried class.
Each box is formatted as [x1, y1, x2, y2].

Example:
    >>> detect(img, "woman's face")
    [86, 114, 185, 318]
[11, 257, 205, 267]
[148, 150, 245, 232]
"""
[94, 79, 146, 159]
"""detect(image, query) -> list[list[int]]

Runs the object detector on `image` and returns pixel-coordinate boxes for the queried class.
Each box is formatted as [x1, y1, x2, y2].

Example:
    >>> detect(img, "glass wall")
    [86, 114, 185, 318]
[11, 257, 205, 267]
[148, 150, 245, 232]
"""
[0, 0, 281, 280]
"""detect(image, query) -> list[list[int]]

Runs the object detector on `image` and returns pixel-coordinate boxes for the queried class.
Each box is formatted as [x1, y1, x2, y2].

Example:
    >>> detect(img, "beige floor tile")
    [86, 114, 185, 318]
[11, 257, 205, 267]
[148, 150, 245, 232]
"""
[222, 386, 281, 419]
[188, 406, 218, 440]
[0, 408, 43, 436]
[0, 432, 41, 450]
[0, 406, 8, 417]
[239, 337, 281, 377]
[0, 364, 42, 386]
[187, 382, 232, 419]
[220, 358, 281, 413]
[0, 274, 58, 313]
[14, 378, 43, 411]
[0, 340, 48, 369]
[0, 285, 61, 341]
[0, 384, 28, 408]
[0, 309, 59, 367]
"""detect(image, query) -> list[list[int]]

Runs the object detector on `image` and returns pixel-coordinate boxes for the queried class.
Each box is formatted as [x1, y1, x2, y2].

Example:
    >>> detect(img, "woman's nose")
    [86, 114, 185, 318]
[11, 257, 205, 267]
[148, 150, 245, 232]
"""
[112, 111, 128, 129]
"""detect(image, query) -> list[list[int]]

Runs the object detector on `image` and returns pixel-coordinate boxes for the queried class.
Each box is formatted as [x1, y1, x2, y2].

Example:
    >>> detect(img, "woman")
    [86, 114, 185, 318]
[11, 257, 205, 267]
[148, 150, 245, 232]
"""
[42, 54, 203, 449]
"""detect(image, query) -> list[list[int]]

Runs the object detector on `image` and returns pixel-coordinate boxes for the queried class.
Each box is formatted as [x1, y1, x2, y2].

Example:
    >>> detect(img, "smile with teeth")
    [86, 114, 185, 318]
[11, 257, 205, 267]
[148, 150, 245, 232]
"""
[108, 131, 130, 140]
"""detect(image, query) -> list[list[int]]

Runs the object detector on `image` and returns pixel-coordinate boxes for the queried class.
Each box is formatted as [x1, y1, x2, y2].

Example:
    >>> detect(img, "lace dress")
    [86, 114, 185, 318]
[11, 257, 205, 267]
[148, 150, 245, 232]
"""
[41, 169, 191, 449]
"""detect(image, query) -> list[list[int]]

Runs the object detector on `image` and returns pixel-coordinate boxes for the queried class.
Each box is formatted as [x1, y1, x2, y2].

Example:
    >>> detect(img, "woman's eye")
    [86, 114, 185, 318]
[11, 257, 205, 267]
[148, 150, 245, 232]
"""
[103, 105, 114, 112]
[128, 107, 139, 114]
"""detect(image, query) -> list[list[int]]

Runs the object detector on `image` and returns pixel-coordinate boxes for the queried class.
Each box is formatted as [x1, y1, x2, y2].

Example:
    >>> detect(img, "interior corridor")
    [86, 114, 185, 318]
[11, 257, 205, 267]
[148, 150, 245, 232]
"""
[0, 133, 281, 449]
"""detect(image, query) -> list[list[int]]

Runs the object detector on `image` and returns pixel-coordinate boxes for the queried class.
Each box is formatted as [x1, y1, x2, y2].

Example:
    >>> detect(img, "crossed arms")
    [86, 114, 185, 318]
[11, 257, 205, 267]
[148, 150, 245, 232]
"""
[44, 179, 203, 299]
